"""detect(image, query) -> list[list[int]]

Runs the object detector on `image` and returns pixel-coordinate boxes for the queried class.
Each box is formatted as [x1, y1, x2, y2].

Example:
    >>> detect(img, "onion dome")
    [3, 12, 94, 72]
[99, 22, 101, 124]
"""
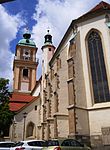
[18, 30, 36, 47]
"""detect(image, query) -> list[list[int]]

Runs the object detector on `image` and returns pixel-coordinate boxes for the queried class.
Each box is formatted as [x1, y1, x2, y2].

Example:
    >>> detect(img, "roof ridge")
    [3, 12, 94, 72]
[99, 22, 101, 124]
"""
[90, 1, 110, 12]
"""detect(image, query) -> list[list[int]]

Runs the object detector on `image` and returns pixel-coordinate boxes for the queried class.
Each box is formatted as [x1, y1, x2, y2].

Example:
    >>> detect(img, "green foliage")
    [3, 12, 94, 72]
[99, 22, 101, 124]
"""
[0, 78, 10, 104]
[0, 78, 14, 137]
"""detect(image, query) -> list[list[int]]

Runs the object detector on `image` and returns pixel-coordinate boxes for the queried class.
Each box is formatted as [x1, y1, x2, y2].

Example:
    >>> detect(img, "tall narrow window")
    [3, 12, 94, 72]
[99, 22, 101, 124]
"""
[26, 122, 34, 137]
[87, 30, 110, 103]
[23, 69, 28, 78]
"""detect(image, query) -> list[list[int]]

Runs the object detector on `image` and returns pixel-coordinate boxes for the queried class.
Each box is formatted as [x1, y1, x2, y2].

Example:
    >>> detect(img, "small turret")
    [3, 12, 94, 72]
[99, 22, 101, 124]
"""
[23, 30, 31, 39]
[42, 30, 55, 74]
[44, 30, 52, 44]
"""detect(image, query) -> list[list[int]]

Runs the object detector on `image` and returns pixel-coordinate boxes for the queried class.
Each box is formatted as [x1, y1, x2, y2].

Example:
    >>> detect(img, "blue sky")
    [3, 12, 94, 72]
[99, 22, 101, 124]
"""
[2, 0, 37, 53]
[0, 0, 110, 89]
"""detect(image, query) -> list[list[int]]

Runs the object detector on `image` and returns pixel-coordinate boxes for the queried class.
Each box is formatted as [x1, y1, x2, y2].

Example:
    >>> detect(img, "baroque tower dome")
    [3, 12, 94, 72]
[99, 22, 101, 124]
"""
[18, 30, 36, 47]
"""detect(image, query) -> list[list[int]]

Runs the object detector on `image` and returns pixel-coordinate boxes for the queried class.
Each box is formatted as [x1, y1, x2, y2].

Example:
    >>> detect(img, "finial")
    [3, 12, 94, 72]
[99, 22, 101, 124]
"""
[23, 27, 31, 39]
[47, 29, 50, 34]
[47, 26, 50, 34]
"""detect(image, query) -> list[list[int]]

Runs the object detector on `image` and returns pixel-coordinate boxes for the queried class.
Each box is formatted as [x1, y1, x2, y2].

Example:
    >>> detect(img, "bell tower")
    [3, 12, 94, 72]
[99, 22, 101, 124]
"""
[42, 30, 55, 74]
[13, 30, 38, 93]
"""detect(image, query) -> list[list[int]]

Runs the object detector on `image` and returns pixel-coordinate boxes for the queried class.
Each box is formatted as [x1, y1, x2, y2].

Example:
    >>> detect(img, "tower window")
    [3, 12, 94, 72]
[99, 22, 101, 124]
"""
[35, 105, 37, 110]
[87, 30, 110, 103]
[57, 57, 61, 71]
[49, 48, 51, 51]
[23, 49, 30, 60]
[23, 69, 28, 78]
[25, 51, 29, 55]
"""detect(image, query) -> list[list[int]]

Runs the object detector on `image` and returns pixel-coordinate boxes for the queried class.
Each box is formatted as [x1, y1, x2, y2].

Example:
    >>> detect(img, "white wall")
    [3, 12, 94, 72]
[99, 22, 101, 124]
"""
[78, 14, 110, 136]
[13, 97, 40, 141]
[89, 108, 110, 135]
[33, 84, 40, 96]
[78, 15, 110, 108]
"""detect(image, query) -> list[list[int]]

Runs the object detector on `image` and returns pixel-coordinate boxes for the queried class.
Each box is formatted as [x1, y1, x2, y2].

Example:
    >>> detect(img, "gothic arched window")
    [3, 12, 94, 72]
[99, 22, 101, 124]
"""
[87, 30, 110, 103]
[26, 122, 35, 137]
[68, 39, 76, 58]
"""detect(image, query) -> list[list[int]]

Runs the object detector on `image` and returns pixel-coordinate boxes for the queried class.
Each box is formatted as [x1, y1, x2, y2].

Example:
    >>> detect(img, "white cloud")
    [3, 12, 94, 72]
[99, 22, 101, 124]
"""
[32, 0, 107, 46]
[32, 0, 109, 79]
[0, 5, 24, 89]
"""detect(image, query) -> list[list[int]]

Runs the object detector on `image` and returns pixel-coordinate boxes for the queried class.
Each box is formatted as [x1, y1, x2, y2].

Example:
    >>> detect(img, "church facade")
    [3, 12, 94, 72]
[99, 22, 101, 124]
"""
[9, 1, 110, 148]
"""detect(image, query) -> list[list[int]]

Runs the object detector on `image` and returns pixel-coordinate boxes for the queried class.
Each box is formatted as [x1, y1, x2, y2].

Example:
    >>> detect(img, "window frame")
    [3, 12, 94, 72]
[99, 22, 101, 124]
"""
[23, 68, 29, 78]
[86, 29, 110, 104]
[26, 122, 35, 138]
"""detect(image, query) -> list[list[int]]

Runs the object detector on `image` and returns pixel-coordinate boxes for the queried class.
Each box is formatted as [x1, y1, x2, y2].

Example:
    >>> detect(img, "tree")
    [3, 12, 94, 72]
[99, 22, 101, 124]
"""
[0, 78, 14, 137]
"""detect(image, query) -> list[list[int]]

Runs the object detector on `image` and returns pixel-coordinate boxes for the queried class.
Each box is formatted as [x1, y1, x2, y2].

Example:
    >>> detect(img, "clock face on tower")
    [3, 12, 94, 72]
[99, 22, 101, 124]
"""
[23, 49, 30, 60]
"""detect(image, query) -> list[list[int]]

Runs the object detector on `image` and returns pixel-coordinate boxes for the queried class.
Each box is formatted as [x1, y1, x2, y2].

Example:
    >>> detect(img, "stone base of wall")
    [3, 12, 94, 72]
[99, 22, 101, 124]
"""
[90, 135, 110, 150]
[68, 134, 110, 149]
[90, 135, 102, 148]
[68, 134, 91, 147]
[92, 145, 110, 150]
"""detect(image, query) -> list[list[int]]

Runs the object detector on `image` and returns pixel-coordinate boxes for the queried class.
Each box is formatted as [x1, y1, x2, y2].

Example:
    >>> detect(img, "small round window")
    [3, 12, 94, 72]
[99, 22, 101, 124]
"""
[25, 51, 29, 55]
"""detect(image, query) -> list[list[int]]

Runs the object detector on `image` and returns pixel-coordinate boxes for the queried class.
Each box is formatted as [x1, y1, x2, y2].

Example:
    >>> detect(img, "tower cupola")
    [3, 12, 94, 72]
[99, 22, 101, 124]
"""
[18, 30, 36, 47]
[44, 30, 52, 44]
[23, 31, 31, 40]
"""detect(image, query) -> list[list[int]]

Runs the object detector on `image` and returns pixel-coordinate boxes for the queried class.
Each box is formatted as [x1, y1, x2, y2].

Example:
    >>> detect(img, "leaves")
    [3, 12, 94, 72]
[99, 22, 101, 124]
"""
[0, 78, 10, 104]
[0, 78, 14, 136]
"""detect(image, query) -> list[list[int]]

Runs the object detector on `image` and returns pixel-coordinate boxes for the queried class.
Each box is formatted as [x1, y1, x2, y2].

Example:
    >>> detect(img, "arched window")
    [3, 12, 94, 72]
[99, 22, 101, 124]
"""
[87, 30, 110, 103]
[23, 69, 28, 78]
[68, 39, 76, 58]
[26, 122, 35, 137]
[23, 49, 30, 60]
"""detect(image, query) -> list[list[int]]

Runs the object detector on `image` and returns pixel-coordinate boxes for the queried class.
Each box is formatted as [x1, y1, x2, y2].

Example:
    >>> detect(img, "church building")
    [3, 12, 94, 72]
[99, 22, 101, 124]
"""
[9, 1, 110, 148]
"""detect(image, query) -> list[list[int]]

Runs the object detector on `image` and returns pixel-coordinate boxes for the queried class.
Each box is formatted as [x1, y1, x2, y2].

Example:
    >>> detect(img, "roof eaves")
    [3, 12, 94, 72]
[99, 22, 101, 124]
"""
[49, 1, 110, 67]
[15, 96, 40, 114]
[10, 101, 29, 103]
[49, 20, 76, 66]
[89, 1, 110, 12]
[18, 43, 36, 48]
[76, 9, 110, 24]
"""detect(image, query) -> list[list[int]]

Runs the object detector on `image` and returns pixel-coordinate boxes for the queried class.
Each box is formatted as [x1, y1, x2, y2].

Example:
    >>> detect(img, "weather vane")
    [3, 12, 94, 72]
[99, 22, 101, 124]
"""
[47, 26, 50, 34]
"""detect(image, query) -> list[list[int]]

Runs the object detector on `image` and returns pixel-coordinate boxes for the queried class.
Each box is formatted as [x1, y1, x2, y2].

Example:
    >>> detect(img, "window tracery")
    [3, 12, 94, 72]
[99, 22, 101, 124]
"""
[87, 30, 110, 103]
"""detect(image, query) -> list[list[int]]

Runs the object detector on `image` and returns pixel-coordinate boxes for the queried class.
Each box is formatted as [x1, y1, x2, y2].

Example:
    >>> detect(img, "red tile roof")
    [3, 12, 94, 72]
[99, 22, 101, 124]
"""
[77, 1, 110, 22]
[89, 1, 110, 12]
[9, 92, 36, 112]
[10, 92, 34, 102]
[9, 103, 26, 112]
